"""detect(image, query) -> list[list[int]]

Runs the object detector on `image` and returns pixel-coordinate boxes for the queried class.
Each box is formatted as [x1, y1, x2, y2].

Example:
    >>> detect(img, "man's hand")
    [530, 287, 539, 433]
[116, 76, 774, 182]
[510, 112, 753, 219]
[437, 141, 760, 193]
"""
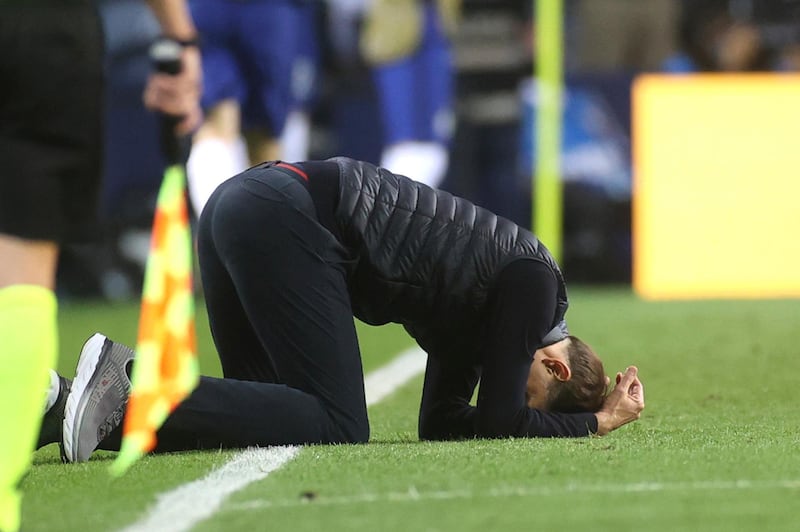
[142, 45, 203, 135]
[594, 366, 645, 436]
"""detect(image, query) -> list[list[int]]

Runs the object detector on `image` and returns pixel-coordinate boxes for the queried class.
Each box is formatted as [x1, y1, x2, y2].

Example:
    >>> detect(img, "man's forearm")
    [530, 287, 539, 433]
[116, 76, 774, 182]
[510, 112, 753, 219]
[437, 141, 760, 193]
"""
[419, 403, 476, 441]
[146, 0, 197, 40]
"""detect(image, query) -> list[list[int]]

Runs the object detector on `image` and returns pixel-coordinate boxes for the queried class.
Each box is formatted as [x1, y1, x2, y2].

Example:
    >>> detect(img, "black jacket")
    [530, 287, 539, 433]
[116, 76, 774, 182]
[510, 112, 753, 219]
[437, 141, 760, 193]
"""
[332, 157, 569, 366]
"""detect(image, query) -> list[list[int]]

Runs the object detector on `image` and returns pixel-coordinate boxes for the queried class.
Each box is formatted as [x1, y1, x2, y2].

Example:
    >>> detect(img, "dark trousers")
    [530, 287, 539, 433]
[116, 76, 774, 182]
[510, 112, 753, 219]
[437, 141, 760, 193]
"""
[156, 166, 369, 449]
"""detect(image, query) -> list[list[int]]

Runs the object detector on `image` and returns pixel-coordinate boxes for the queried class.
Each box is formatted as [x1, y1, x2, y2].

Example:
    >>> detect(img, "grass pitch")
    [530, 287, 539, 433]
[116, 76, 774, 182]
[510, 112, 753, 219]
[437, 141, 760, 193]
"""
[24, 288, 800, 531]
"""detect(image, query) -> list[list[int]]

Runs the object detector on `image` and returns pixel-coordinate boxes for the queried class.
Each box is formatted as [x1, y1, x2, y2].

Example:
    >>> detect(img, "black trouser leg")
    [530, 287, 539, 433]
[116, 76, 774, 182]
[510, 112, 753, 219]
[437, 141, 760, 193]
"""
[154, 166, 369, 450]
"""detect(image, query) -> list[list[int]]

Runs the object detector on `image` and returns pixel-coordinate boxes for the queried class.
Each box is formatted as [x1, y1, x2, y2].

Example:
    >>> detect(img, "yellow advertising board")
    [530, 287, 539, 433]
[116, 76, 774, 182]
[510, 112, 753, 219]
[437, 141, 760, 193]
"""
[633, 74, 800, 299]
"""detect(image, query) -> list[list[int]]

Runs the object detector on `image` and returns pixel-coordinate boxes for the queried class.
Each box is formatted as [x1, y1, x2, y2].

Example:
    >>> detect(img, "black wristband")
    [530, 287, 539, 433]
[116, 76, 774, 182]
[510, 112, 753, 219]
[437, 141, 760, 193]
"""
[163, 35, 200, 48]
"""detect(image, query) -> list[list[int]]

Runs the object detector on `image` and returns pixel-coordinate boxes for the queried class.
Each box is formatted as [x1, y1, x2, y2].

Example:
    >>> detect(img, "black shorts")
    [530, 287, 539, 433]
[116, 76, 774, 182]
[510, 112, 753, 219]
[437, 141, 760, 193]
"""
[0, 2, 104, 243]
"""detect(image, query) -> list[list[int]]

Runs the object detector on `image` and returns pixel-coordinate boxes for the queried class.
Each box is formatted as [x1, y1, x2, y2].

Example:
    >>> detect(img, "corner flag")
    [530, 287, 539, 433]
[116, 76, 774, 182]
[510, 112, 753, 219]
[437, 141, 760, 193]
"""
[109, 163, 199, 477]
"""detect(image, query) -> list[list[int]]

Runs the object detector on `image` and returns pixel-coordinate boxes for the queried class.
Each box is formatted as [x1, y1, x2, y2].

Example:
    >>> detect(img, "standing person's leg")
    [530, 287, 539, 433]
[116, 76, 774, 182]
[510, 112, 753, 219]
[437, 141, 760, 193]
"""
[281, 0, 322, 162]
[186, 0, 248, 216]
[187, 100, 248, 216]
[239, 0, 301, 164]
[374, 4, 452, 188]
[417, 3, 454, 182]
[0, 4, 103, 531]
[152, 164, 369, 450]
[0, 242, 58, 532]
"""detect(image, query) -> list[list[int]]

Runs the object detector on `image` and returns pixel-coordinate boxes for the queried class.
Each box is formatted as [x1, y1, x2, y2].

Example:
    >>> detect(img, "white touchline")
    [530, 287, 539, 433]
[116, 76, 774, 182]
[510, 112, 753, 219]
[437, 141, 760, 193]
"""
[119, 346, 427, 532]
[119, 446, 301, 532]
[225, 479, 800, 511]
[362, 346, 428, 406]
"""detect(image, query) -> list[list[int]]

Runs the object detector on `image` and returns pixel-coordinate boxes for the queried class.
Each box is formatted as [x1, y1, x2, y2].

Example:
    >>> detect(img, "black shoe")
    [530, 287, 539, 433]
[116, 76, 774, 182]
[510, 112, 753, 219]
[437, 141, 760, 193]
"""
[36, 375, 72, 450]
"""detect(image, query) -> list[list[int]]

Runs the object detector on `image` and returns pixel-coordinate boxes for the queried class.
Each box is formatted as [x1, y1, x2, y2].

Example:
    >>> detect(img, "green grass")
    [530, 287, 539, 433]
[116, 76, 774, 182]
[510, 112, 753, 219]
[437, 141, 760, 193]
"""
[23, 288, 800, 531]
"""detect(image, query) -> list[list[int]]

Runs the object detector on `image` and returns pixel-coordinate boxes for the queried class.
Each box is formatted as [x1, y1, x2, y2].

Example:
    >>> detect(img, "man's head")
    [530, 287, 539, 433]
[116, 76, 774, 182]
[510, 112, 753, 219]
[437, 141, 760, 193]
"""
[526, 335, 609, 413]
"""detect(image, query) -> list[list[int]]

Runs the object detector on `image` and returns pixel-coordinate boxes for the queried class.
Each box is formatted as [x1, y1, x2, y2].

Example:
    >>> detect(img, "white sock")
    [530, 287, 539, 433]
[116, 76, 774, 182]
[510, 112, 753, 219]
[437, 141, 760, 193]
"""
[187, 137, 249, 216]
[281, 110, 312, 162]
[44, 369, 59, 413]
[234, 136, 249, 168]
[380, 141, 449, 189]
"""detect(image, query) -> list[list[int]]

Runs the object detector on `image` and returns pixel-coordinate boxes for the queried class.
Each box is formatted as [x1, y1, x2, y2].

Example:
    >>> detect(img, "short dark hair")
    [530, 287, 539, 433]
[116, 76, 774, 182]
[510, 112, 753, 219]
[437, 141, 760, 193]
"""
[546, 335, 607, 413]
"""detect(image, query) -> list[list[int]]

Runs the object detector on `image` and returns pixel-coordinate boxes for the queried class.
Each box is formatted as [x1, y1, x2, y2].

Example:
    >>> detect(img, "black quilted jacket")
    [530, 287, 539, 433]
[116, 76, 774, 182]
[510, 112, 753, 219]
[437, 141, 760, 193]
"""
[331, 157, 569, 365]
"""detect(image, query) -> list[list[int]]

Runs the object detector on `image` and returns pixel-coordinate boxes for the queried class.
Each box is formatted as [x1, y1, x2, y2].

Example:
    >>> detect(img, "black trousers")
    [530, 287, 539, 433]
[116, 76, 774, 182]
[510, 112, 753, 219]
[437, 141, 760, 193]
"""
[156, 165, 369, 449]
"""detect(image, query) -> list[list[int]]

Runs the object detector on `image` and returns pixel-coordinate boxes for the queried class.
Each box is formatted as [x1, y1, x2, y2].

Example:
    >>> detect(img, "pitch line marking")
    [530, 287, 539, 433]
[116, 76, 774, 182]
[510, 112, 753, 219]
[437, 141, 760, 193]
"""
[119, 446, 301, 532]
[119, 346, 427, 532]
[226, 479, 800, 511]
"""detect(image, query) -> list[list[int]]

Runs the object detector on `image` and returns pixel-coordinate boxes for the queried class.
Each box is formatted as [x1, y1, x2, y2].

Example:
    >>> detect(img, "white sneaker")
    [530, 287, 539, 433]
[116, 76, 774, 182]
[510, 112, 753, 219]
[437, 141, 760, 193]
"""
[62, 333, 134, 463]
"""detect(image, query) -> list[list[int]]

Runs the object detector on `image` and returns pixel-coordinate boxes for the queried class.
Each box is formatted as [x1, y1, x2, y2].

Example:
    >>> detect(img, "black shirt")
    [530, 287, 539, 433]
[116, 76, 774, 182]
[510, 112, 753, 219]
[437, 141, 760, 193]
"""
[418, 259, 598, 439]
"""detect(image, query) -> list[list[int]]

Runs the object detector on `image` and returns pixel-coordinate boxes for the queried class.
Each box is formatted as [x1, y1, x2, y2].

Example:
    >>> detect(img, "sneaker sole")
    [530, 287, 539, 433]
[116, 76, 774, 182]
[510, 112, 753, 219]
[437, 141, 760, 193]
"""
[64, 334, 134, 463]
[63, 333, 107, 462]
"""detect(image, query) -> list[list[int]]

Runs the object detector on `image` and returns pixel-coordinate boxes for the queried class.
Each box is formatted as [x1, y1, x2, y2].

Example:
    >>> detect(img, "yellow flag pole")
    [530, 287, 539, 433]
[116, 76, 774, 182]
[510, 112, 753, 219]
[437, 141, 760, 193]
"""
[533, 0, 564, 261]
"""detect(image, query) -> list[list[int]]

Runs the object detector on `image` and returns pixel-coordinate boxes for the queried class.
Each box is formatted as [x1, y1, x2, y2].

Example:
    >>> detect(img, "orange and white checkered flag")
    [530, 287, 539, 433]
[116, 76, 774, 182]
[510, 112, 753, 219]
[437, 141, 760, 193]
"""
[109, 164, 199, 476]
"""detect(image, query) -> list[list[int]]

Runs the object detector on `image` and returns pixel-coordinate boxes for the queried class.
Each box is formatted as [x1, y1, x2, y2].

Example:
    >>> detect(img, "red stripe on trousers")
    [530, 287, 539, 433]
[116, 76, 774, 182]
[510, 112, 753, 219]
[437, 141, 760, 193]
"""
[276, 162, 309, 182]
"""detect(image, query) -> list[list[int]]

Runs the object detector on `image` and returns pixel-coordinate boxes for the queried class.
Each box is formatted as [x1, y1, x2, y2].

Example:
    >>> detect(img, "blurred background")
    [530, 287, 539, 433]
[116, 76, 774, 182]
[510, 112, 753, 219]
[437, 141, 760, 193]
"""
[58, 0, 800, 300]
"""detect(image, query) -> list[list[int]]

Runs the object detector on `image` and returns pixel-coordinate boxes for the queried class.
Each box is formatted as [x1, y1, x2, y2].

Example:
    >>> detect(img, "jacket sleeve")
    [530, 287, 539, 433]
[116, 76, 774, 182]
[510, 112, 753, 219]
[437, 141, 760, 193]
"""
[418, 356, 480, 441]
[474, 259, 598, 438]
[418, 259, 600, 440]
